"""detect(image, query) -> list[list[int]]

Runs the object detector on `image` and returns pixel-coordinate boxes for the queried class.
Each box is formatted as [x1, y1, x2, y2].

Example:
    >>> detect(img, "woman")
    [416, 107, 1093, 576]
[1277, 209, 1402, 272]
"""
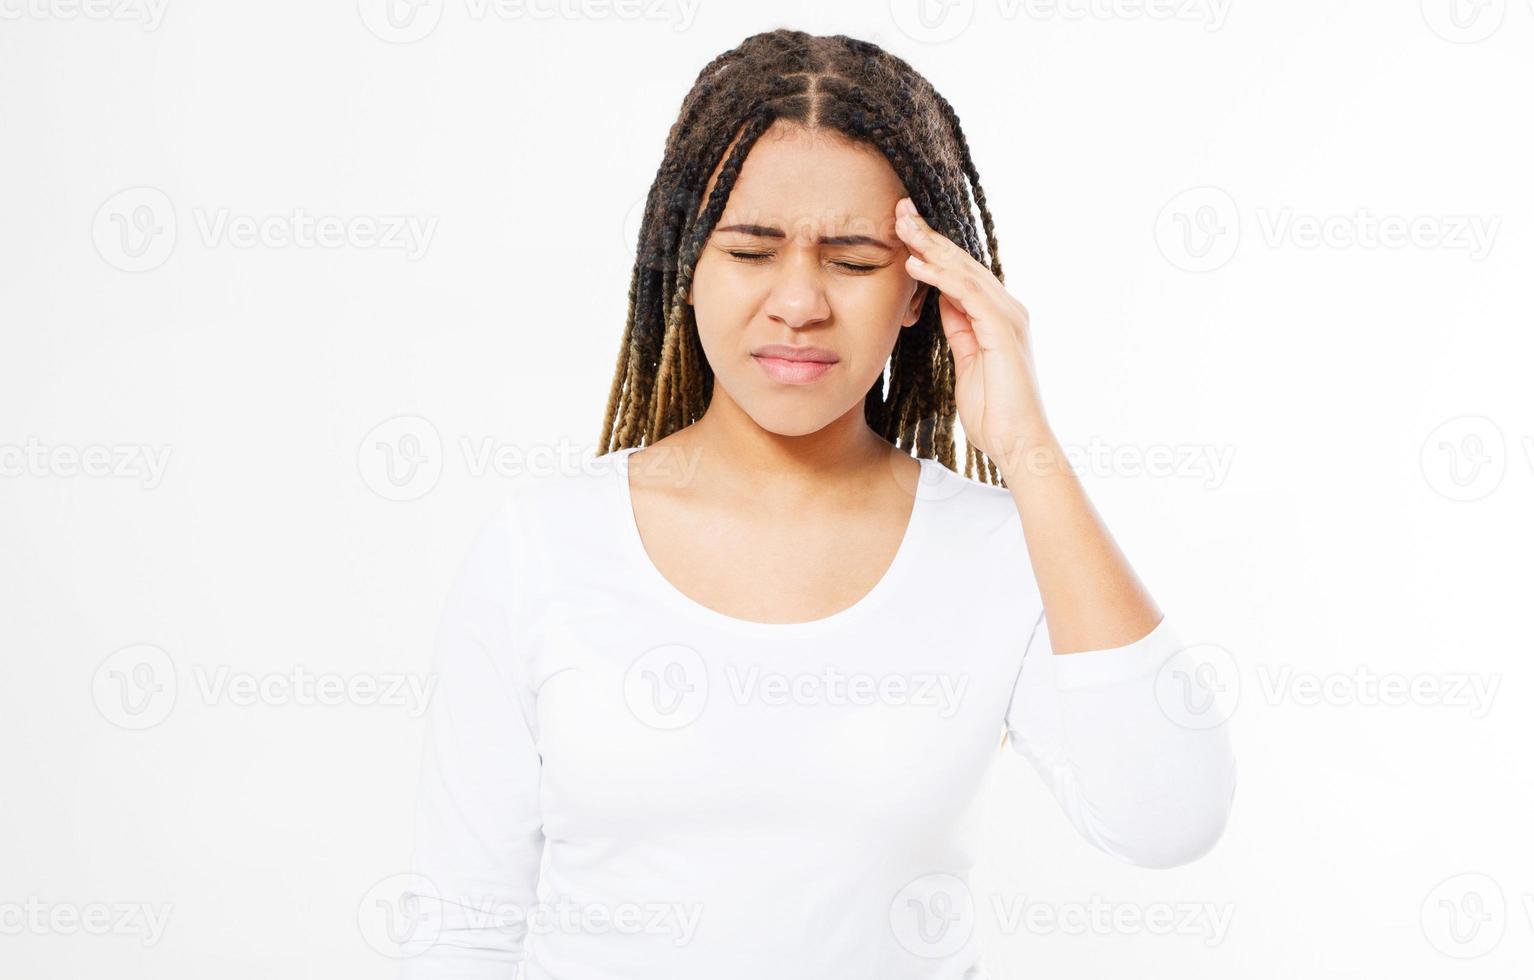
[403, 29, 1236, 979]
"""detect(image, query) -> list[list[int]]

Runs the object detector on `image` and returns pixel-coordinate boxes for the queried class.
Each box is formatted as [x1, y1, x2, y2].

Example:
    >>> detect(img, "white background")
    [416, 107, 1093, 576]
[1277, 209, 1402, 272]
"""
[3, 0, 1532, 977]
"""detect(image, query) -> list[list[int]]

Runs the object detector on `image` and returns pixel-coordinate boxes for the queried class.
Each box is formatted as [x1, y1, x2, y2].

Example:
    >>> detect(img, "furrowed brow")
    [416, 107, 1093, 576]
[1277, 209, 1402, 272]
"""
[715, 224, 893, 250]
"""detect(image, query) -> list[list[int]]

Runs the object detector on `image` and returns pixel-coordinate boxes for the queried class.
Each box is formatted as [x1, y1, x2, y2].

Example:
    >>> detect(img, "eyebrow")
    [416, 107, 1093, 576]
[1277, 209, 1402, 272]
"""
[714, 224, 894, 250]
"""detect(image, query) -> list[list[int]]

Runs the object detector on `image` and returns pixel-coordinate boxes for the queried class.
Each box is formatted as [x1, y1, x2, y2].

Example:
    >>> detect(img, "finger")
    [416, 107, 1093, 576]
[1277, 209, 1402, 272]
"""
[938, 291, 981, 365]
[895, 200, 1017, 352]
[901, 244, 1014, 354]
[895, 198, 992, 285]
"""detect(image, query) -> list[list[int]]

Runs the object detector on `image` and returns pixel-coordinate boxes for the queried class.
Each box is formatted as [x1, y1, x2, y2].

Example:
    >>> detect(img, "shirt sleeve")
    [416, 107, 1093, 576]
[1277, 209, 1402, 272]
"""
[1002, 611, 1236, 869]
[400, 500, 544, 977]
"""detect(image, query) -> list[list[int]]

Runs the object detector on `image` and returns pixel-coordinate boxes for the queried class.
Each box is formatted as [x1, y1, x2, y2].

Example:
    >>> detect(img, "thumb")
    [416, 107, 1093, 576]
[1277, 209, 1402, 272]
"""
[939, 292, 980, 365]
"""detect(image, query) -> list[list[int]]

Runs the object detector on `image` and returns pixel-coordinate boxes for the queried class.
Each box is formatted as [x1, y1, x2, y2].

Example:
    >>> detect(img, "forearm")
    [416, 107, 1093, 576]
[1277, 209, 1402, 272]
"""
[997, 425, 1162, 654]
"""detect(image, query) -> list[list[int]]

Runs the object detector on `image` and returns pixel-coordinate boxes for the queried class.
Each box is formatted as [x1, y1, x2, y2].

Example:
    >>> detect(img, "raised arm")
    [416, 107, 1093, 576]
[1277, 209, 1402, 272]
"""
[891, 195, 1234, 863]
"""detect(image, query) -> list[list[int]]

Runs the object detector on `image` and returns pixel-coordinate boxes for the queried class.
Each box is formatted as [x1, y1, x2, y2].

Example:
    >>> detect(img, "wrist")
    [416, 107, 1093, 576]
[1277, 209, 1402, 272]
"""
[992, 423, 1068, 482]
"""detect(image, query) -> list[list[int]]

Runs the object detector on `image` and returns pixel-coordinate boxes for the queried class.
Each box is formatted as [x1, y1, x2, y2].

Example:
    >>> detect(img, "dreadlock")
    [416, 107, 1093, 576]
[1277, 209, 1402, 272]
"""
[598, 29, 1008, 486]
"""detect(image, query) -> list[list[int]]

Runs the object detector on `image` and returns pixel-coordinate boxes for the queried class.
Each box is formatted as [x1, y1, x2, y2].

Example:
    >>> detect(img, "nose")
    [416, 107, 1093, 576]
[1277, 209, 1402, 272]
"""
[763, 252, 831, 330]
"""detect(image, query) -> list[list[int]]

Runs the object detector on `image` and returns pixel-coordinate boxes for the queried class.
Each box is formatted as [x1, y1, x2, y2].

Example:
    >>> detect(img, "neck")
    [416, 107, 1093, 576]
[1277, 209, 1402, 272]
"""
[659, 381, 900, 499]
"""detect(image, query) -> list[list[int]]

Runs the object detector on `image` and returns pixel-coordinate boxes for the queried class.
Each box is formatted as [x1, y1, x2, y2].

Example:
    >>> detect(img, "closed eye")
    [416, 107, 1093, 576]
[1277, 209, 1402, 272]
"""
[726, 251, 881, 273]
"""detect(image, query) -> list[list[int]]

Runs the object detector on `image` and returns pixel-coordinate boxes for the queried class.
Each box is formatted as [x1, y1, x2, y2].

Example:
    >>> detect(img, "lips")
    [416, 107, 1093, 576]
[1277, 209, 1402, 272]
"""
[750, 344, 839, 385]
[750, 344, 839, 363]
[753, 354, 836, 384]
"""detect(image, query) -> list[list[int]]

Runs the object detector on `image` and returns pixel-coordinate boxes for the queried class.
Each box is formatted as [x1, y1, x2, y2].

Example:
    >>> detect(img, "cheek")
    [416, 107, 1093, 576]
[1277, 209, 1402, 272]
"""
[688, 265, 743, 359]
[690, 260, 758, 330]
[832, 268, 911, 308]
[830, 275, 911, 340]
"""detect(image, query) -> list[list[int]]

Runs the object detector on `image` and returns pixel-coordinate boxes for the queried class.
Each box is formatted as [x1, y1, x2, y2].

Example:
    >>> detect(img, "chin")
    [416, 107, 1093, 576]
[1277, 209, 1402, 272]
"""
[732, 389, 857, 438]
[753, 415, 833, 438]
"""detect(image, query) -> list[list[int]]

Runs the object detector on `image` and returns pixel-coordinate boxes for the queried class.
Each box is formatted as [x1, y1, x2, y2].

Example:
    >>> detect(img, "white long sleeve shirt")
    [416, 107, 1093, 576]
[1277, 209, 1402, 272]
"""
[400, 447, 1236, 978]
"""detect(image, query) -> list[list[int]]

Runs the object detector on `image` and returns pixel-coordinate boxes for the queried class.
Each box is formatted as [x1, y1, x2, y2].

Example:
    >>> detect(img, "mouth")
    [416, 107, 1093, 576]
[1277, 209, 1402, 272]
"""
[749, 345, 839, 385]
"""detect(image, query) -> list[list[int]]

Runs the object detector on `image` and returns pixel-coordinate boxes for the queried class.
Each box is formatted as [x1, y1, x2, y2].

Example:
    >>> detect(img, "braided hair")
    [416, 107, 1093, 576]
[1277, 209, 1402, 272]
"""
[598, 29, 1008, 485]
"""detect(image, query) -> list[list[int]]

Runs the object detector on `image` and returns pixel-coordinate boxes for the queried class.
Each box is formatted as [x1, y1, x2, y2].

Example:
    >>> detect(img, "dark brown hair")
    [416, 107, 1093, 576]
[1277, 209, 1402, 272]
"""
[599, 28, 1008, 485]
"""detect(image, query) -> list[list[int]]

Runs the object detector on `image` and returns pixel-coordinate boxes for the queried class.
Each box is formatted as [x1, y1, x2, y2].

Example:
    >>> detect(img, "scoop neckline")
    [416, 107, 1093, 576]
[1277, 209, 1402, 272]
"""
[610, 445, 936, 634]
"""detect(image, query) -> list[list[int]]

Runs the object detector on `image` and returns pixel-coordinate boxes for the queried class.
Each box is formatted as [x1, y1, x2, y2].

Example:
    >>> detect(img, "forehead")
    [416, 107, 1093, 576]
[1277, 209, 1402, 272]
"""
[709, 122, 905, 239]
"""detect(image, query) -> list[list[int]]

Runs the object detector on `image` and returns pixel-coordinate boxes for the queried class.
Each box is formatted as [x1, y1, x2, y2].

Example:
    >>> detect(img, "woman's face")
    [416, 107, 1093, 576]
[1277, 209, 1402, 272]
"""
[687, 120, 929, 437]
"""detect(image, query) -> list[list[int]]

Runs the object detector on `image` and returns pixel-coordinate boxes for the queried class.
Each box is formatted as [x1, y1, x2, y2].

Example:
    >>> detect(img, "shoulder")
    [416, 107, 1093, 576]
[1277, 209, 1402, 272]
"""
[482, 450, 628, 532]
[904, 455, 1043, 626]
[915, 454, 1038, 588]
[469, 451, 630, 578]
[919, 455, 1023, 539]
[497, 452, 625, 521]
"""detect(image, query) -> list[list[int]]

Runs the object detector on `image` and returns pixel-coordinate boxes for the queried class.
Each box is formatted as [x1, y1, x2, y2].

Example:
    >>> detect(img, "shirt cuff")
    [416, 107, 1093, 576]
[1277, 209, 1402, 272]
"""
[1049, 615, 1185, 692]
